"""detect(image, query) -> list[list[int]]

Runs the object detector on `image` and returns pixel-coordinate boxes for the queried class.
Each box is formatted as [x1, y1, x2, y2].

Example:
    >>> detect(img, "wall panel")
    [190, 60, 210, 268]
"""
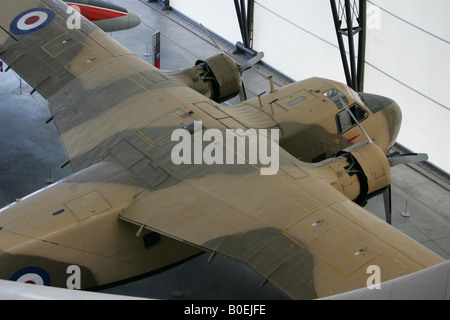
[170, 0, 450, 173]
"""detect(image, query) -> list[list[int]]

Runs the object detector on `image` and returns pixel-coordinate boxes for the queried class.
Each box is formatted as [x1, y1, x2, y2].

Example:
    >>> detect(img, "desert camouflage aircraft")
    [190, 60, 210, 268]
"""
[63, 0, 141, 32]
[0, 0, 444, 299]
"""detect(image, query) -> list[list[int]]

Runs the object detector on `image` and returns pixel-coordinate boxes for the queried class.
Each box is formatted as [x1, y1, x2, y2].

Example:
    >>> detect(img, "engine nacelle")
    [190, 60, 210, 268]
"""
[306, 142, 391, 205]
[163, 54, 242, 103]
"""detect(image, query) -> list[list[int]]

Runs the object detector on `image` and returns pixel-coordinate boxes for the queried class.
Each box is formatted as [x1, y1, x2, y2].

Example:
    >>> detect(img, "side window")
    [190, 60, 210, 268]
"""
[336, 104, 369, 133]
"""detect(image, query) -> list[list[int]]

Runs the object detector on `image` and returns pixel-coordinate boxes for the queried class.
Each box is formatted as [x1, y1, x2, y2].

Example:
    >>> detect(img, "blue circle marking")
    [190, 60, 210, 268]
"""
[10, 8, 55, 35]
[10, 266, 51, 286]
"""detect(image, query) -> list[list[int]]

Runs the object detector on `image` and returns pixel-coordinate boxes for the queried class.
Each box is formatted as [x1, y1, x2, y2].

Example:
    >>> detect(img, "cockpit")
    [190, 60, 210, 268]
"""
[323, 88, 370, 134]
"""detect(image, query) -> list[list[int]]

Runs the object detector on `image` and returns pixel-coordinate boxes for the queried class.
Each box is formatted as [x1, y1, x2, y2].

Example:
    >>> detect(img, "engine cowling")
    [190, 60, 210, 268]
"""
[306, 142, 391, 205]
[163, 54, 242, 103]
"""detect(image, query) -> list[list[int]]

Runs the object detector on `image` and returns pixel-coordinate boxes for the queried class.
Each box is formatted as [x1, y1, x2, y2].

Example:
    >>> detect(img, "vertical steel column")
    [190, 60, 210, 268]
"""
[234, 0, 246, 46]
[330, 0, 367, 92]
[330, 0, 352, 87]
[241, 0, 249, 47]
[148, 0, 170, 10]
[247, 0, 254, 49]
[345, 0, 357, 90]
[163, 0, 170, 10]
[234, 0, 255, 50]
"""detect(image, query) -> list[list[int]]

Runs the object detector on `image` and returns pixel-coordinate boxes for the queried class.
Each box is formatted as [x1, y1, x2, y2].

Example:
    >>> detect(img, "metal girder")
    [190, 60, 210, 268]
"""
[330, 0, 367, 92]
[234, 0, 255, 51]
[148, 0, 170, 10]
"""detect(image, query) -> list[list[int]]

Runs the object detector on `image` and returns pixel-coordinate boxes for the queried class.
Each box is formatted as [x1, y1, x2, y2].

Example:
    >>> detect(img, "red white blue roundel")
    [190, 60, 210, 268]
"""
[10, 266, 51, 286]
[10, 8, 55, 35]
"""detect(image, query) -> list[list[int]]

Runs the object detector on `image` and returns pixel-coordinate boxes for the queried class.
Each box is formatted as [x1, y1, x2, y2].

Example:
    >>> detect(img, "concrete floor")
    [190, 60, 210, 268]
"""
[0, 0, 449, 300]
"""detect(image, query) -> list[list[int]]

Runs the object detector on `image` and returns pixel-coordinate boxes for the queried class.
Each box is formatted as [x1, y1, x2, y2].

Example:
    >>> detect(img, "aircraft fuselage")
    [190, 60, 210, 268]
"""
[218, 77, 401, 163]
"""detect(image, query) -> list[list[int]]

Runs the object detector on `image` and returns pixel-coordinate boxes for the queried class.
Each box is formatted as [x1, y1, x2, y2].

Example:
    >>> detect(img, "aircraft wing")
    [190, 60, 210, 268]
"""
[0, 0, 444, 299]
[117, 146, 444, 299]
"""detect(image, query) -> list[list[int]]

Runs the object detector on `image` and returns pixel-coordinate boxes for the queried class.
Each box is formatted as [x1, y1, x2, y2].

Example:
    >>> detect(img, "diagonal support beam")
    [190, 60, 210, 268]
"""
[330, 0, 367, 92]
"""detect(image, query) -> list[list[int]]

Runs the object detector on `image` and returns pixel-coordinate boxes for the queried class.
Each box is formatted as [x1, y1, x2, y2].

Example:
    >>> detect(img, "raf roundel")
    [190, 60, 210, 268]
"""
[10, 266, 51, 286]
[10, 8, 55, 35]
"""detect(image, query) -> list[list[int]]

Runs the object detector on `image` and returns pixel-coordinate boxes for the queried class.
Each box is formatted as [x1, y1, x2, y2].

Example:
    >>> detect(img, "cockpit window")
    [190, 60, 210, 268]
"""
[336, 104, 369, 133]
[350, 89, 366, 107]
[323, 88, 348, 109]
